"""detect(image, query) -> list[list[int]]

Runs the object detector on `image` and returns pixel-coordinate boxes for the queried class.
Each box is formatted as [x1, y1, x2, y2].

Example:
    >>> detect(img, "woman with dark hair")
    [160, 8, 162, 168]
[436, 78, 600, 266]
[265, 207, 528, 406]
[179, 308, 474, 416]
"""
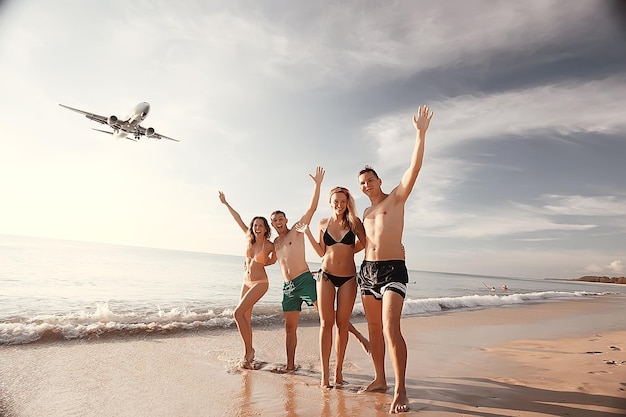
[219, 191, 276, 368]
[300, 186, 369, 387]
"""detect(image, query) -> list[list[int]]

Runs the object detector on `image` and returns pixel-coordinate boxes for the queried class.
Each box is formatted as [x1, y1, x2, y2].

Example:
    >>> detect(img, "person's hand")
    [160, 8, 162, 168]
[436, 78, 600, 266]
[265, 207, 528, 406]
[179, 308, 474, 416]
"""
[293, 222, 309, 233]
[265, 251, 277, 266]
[218, 191, 227, 205]
[309, 166, 325, 185]
[413, 105, 434, 132]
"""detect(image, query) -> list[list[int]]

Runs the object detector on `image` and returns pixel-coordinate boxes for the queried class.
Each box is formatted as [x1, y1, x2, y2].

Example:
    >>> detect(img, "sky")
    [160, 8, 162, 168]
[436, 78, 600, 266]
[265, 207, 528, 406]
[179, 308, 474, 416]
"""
[1, 1, 625, 279]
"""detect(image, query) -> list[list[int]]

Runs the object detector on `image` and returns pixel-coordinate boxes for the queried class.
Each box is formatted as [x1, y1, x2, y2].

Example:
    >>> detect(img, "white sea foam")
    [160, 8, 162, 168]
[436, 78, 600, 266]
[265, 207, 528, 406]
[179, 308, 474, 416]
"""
[401, 290, 593, 316]
[0, 291, 604, 345]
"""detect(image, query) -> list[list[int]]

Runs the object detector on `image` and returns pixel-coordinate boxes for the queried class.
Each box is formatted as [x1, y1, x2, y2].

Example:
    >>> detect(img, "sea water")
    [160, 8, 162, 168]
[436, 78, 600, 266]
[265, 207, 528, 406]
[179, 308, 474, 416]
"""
[1, 234, 624, 345]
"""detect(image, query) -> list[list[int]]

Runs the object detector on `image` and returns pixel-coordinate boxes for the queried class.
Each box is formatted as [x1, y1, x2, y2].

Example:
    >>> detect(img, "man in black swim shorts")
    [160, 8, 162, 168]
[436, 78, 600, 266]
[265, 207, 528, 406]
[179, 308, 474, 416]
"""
[356, 104, 434, 414]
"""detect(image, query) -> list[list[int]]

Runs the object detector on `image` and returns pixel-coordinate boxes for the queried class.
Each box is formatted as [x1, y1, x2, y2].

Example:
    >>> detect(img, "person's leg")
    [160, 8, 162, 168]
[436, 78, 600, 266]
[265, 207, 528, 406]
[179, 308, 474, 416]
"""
[283, 310, 301, 371]
[359, 294, 387, 392]
[317, 277, 336, 387]
[234, 281, 269, 366]
[348, 320, 370, 354]
[334, 278, 357, 385]
[382, 290, 408, 413]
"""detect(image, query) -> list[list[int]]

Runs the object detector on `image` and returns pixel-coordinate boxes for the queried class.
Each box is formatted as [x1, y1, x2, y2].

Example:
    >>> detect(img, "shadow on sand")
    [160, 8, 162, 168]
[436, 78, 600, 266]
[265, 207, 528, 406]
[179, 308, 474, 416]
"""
[404, 375, 626, 416]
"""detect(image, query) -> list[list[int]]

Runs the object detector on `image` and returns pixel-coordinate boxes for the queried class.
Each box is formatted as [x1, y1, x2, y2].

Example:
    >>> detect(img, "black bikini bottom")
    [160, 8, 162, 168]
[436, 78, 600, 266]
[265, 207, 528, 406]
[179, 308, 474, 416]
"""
[321, 270, 355, 288]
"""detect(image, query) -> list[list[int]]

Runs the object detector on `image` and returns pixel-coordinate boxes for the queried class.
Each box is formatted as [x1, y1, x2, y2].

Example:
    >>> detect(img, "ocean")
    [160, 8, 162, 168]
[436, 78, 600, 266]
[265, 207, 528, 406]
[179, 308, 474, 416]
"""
[2, 234, 625, 346]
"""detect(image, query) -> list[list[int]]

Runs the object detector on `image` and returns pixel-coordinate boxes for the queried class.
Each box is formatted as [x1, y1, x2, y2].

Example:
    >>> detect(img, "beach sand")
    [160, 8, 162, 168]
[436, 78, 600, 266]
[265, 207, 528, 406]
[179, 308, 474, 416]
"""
[1, 295, 625, 416]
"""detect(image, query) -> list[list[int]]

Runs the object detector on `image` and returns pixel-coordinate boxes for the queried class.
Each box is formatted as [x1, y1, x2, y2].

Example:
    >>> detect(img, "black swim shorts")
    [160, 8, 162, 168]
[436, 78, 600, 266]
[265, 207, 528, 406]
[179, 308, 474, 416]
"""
[357, 260, 408, 299]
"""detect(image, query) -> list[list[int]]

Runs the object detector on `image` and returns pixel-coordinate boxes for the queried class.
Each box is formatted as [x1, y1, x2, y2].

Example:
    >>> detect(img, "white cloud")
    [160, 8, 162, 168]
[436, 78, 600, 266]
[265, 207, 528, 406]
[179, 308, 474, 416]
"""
[609, 260, 624, 274]
[81, 0, 603, 94]
[541, 195, 626, 216]
[582, 260, 625, 276]
[361, 74, 626, 187]
[416, 208, 594, 239]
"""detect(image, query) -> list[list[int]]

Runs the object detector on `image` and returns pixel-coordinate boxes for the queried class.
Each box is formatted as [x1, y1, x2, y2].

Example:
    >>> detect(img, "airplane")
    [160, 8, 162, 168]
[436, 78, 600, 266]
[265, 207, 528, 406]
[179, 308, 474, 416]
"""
[59, 102, 180, 142]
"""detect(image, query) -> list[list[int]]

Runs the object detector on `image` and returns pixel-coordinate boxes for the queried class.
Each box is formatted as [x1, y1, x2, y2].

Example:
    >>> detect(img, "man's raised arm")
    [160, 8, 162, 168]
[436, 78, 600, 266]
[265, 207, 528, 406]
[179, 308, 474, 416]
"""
[395, 105, 434, 203]
[299, 166, 325, 225]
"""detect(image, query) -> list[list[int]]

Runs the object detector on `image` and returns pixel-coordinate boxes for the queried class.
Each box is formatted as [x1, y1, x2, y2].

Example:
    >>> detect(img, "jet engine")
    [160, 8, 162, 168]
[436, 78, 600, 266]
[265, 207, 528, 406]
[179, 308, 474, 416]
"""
[107, 115, 118, 126]
[145, 127, 155, 136]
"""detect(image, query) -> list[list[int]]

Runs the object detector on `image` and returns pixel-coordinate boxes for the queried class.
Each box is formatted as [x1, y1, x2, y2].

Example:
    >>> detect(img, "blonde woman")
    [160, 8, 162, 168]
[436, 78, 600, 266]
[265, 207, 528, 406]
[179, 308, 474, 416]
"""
[219, 191, 276, 368]
[300, 186, 369, 387]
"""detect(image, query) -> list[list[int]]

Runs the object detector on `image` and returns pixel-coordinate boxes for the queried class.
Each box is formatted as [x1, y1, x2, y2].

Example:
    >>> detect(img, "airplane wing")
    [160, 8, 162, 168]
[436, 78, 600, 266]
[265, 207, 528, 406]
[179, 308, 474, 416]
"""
[58, 104, 109, 125]
[137, 125, 181, 142]
[152, 133, 180, 142]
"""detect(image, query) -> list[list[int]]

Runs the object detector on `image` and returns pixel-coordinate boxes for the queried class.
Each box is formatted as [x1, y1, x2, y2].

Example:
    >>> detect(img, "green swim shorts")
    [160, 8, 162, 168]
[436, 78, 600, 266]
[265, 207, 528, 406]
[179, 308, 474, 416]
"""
[282, 271, 317, 312]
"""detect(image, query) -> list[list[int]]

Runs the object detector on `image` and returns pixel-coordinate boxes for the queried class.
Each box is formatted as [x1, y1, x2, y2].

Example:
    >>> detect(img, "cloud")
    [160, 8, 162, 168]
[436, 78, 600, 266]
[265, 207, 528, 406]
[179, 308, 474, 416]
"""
[609, 260, 624, 274]
[89, 1, 605, 95]
[361, 74, 626, 181]
[414, 208, 594, 239]
[541, 195, 626, 216]
[434, 77, 626, 143]
[583, 260, 624, 276]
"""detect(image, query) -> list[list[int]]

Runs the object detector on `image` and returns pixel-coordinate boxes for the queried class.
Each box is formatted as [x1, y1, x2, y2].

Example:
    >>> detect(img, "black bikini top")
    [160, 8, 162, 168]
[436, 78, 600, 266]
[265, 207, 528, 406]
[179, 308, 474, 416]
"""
[323, 228, 355, 246]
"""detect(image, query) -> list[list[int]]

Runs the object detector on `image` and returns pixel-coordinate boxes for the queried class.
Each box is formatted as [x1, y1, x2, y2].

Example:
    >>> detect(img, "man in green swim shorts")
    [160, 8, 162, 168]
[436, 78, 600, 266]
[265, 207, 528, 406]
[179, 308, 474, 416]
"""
[271, 166, 325, 371]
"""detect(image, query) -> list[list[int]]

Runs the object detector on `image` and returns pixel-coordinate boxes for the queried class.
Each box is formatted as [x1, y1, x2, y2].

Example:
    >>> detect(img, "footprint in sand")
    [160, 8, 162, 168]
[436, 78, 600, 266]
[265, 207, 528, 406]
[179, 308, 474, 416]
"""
[587, 370, 609, 375]
[267, 364, 301, 374]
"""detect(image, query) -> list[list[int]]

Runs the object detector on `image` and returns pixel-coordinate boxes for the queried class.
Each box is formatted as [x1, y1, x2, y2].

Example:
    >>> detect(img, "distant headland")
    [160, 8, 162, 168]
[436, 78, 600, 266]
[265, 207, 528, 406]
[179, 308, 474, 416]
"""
[573, 276, 626, 284]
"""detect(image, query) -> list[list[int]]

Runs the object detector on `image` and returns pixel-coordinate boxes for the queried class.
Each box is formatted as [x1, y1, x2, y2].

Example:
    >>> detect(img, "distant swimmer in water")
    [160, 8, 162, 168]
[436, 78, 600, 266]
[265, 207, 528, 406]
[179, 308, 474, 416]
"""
[219, 191, 276, 369]
[501, 285, 508, 291]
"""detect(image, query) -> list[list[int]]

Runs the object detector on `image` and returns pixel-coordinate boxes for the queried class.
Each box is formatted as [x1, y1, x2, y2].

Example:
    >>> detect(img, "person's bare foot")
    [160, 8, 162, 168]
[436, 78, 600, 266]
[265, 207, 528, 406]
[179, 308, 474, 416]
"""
[334, 379, 348, 389]
[334, 373, 343, 386]
[240, 348, 255, 369]
[245, 348, 255, 364]
[358, 379, 388, 393]
[389, 392, 409, 413]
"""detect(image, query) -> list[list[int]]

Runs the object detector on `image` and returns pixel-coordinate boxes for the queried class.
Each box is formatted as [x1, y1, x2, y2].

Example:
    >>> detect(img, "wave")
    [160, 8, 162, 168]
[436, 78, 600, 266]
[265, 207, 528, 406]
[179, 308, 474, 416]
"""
[0, 290, 606, 345]
[400, 290, 602, 315]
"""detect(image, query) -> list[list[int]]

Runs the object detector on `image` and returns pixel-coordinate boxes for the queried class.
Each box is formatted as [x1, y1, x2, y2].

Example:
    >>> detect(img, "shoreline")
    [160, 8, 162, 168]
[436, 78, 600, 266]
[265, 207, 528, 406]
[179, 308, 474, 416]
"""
[1, 295, 625, 416]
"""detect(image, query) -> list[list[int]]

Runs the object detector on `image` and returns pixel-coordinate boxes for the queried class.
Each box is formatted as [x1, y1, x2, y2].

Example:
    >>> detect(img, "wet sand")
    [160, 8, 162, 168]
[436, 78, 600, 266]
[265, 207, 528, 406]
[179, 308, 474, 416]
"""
[1, 295, 625, 416]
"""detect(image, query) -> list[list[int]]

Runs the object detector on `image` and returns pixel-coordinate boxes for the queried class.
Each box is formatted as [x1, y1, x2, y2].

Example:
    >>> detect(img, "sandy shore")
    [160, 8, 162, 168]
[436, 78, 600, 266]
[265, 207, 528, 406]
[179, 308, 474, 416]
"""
[1, 295, 625, 416]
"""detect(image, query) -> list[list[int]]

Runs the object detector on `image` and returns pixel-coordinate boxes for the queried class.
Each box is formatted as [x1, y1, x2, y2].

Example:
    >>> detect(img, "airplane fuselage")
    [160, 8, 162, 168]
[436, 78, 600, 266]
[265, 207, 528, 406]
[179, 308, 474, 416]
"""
[110, 102, 150, 139]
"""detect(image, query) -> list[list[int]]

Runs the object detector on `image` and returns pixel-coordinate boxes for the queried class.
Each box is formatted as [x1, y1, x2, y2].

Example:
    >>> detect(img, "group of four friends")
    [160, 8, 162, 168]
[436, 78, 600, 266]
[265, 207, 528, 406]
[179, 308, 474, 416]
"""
[219, 104, 433, 414]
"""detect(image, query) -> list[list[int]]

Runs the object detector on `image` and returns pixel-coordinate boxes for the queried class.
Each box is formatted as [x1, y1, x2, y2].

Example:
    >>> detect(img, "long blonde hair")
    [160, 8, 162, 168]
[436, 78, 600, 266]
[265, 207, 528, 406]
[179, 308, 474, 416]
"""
[329, 186, 358, 234]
